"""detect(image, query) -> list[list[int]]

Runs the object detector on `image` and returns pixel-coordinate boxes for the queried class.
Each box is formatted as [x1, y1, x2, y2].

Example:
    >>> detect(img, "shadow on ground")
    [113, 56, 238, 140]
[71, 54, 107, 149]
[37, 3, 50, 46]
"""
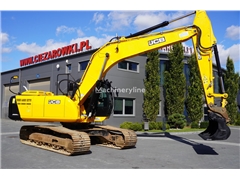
[137, 132, 218, 155]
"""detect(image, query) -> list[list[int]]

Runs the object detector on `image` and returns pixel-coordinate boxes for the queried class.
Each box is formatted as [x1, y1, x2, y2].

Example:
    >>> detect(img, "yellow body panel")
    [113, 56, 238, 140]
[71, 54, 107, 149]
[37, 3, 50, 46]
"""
[16, 91, 81, 122]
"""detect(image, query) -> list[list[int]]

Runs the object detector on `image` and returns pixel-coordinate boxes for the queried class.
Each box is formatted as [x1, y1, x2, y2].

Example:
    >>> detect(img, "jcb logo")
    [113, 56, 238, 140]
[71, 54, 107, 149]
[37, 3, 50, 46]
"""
[48, 100, 61, 104]
[148, 37, 165, 46]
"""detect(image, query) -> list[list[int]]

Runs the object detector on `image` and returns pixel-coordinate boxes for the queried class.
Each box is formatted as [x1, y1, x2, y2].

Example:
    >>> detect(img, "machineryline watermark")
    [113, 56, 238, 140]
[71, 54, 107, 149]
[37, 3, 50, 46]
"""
[95, 87, 145, 94]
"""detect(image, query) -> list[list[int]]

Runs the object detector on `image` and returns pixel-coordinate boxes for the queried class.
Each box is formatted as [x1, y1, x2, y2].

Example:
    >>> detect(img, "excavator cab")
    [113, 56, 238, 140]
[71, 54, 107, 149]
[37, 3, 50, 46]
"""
[84, 79, 114, 118]
[199, 112, 231, 140]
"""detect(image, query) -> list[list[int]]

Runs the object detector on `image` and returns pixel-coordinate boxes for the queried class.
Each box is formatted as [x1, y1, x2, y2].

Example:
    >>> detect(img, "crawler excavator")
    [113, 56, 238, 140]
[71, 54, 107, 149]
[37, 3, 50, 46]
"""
[8, 10, 231, 155]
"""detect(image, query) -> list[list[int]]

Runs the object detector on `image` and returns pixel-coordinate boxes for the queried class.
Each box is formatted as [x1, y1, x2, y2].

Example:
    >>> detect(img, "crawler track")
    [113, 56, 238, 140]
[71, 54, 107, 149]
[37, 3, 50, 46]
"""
[19, 125, 91, 156]
[19, 124, 137, 156]
[84, 125, 137, 149]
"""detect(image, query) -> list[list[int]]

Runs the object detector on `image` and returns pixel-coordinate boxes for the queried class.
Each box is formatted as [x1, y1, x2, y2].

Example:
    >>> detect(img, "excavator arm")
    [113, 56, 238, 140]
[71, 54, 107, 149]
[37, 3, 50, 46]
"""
[74, 10, 230, 140]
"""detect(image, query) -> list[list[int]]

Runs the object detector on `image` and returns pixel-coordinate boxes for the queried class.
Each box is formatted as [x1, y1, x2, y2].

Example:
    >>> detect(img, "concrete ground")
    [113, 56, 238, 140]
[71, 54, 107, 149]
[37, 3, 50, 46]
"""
[1, 118, 240, 169]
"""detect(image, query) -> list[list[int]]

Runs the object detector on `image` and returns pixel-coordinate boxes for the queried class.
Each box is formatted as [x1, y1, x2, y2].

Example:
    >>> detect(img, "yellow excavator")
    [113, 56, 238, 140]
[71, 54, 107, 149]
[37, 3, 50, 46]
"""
[8, 10, 231, 155]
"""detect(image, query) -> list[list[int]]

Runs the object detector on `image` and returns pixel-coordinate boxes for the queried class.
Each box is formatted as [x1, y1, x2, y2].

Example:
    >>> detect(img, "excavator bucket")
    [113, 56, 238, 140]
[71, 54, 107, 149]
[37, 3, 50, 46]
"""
[199, 112, 231, 140]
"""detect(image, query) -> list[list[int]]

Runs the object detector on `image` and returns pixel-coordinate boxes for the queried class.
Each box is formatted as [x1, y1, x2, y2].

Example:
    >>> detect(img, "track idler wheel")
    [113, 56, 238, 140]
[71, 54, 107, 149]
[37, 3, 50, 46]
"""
[199, 112, 231, 140]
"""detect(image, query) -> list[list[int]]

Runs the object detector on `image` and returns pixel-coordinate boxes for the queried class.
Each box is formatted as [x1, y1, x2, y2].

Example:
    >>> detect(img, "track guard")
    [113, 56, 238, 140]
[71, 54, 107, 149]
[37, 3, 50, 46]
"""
[198, 112, 231, 140]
